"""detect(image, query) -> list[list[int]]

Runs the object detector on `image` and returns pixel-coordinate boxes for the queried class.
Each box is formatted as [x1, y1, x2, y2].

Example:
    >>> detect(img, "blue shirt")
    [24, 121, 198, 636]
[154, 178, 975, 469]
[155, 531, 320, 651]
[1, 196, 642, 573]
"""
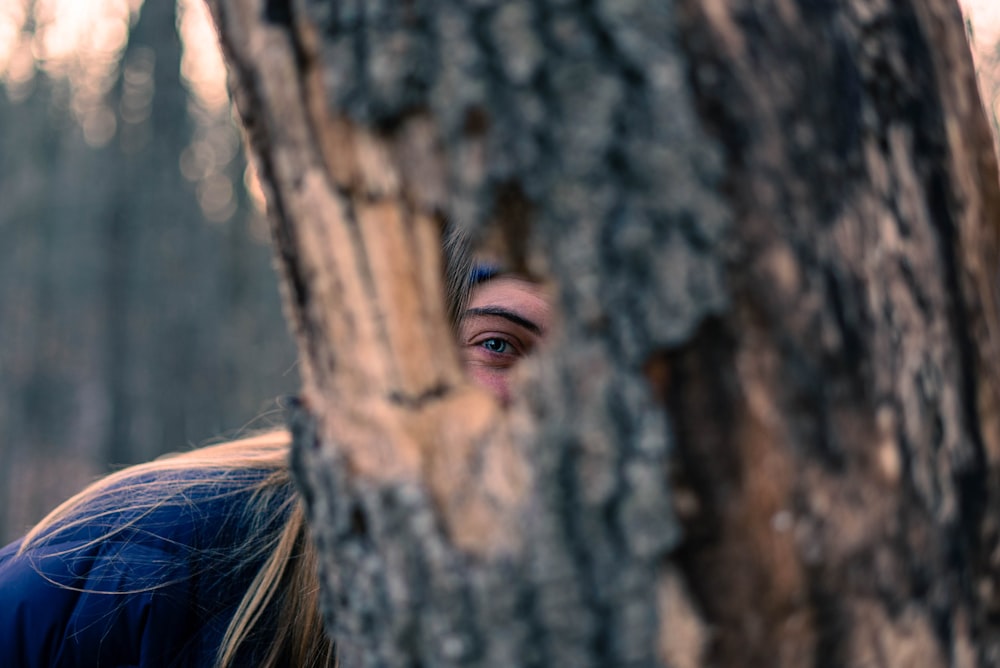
[0, 469, 294, 667]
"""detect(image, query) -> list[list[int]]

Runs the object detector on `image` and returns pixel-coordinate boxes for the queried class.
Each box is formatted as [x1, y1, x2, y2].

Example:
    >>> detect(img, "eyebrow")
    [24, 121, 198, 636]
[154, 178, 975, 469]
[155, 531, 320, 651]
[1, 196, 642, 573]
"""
[462, 307, 542, 335]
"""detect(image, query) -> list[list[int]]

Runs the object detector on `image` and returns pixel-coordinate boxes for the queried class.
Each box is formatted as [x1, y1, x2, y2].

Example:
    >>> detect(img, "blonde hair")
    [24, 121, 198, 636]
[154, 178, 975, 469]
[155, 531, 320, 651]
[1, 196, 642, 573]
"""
[20, 432, 331, 667]
[20, 223, 479, 668]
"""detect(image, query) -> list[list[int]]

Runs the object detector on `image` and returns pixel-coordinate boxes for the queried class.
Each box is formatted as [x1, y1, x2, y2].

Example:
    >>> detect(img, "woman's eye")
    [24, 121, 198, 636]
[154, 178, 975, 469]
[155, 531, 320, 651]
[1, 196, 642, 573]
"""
[481, 337, 510, 354]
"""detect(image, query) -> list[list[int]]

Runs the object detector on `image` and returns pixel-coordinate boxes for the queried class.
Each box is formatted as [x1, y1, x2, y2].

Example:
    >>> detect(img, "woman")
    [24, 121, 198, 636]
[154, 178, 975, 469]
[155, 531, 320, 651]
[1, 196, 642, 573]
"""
[0, 229, 551, 667]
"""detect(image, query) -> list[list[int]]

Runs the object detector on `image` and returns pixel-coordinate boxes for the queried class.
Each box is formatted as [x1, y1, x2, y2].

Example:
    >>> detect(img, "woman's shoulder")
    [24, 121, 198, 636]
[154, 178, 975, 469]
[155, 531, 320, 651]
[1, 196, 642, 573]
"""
[38, 465, 288, 550]
[0, 529, 216, 666]
[30, 431, 294, 551]
[0, 436, 296, 667]
[0, 462, 294, 599]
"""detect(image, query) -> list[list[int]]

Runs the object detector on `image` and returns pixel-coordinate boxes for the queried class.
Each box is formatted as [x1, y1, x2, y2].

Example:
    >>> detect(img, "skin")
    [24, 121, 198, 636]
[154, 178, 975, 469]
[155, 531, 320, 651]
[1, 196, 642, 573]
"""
[458, 275, 552, 403]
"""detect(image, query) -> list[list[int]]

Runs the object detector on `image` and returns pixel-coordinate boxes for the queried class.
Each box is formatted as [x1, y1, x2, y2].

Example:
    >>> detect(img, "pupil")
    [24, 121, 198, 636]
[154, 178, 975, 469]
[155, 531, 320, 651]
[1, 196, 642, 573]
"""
[484, 338, 506, 353]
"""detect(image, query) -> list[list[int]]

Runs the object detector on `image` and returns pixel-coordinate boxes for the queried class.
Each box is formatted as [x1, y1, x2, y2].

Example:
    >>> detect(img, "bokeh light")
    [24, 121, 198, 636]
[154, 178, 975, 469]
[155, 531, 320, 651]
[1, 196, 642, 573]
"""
[963, 0, 1000, 49]
[1, 0, 140, 144]
[0, 0, 29, 85]
[177, 0, 228, 114]
[962, 0, 1000, 147]
[175, 0, 257, 222]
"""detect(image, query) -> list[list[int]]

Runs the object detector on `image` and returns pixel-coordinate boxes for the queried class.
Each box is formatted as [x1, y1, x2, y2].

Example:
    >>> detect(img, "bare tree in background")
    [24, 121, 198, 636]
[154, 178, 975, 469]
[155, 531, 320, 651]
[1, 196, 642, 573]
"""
[208, 0, 1000, 665]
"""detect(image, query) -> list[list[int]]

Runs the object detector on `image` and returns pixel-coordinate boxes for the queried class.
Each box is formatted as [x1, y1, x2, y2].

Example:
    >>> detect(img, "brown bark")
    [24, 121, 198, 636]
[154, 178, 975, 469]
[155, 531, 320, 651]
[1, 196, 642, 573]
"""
[207, 0, 1000, 666]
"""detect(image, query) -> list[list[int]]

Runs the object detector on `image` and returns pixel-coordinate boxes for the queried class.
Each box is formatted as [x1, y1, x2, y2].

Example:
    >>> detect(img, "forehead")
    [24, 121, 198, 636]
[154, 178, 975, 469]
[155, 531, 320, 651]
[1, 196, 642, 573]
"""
[467, 275, 552, 317]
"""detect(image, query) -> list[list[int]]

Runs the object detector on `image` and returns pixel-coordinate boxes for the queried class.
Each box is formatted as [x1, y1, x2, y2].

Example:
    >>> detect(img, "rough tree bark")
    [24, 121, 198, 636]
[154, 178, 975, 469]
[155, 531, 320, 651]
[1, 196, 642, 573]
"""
[206, 0, 1000, 666]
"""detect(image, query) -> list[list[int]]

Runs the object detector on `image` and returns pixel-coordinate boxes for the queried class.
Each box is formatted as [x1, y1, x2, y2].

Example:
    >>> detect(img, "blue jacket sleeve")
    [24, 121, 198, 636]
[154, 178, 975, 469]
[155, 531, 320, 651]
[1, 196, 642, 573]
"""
[0, 536, 201, 668]
[0, 471, 290, 667]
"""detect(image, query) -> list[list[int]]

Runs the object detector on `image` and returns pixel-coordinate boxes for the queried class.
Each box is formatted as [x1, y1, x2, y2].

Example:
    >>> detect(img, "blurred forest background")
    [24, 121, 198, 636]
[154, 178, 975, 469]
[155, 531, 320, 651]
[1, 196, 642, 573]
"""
[0, 0, 295, 544]
[0, 0, 997, 544]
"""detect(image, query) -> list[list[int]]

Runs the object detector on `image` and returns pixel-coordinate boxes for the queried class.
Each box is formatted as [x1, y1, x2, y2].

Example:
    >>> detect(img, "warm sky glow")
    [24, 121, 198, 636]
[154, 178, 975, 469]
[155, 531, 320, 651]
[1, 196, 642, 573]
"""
[0, 0, 243, 217]
[0, 0, 228, 114]
[961, 0, 1000, 136]
[0, 1, 28, 81]
[0, 0, 139, 144]
[962, 0, 1000, 49]
[177, 0, 228, 113]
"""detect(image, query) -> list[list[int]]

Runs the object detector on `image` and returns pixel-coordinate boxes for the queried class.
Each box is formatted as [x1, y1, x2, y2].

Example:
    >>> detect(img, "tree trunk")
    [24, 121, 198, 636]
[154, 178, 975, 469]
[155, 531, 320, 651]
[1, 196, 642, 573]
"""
[207, 0, 1000, 666]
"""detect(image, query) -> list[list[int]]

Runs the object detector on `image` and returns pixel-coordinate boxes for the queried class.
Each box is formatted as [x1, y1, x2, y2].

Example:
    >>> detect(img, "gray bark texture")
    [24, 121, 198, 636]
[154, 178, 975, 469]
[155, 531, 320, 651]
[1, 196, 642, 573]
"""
[206, 0, 1000, 666]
